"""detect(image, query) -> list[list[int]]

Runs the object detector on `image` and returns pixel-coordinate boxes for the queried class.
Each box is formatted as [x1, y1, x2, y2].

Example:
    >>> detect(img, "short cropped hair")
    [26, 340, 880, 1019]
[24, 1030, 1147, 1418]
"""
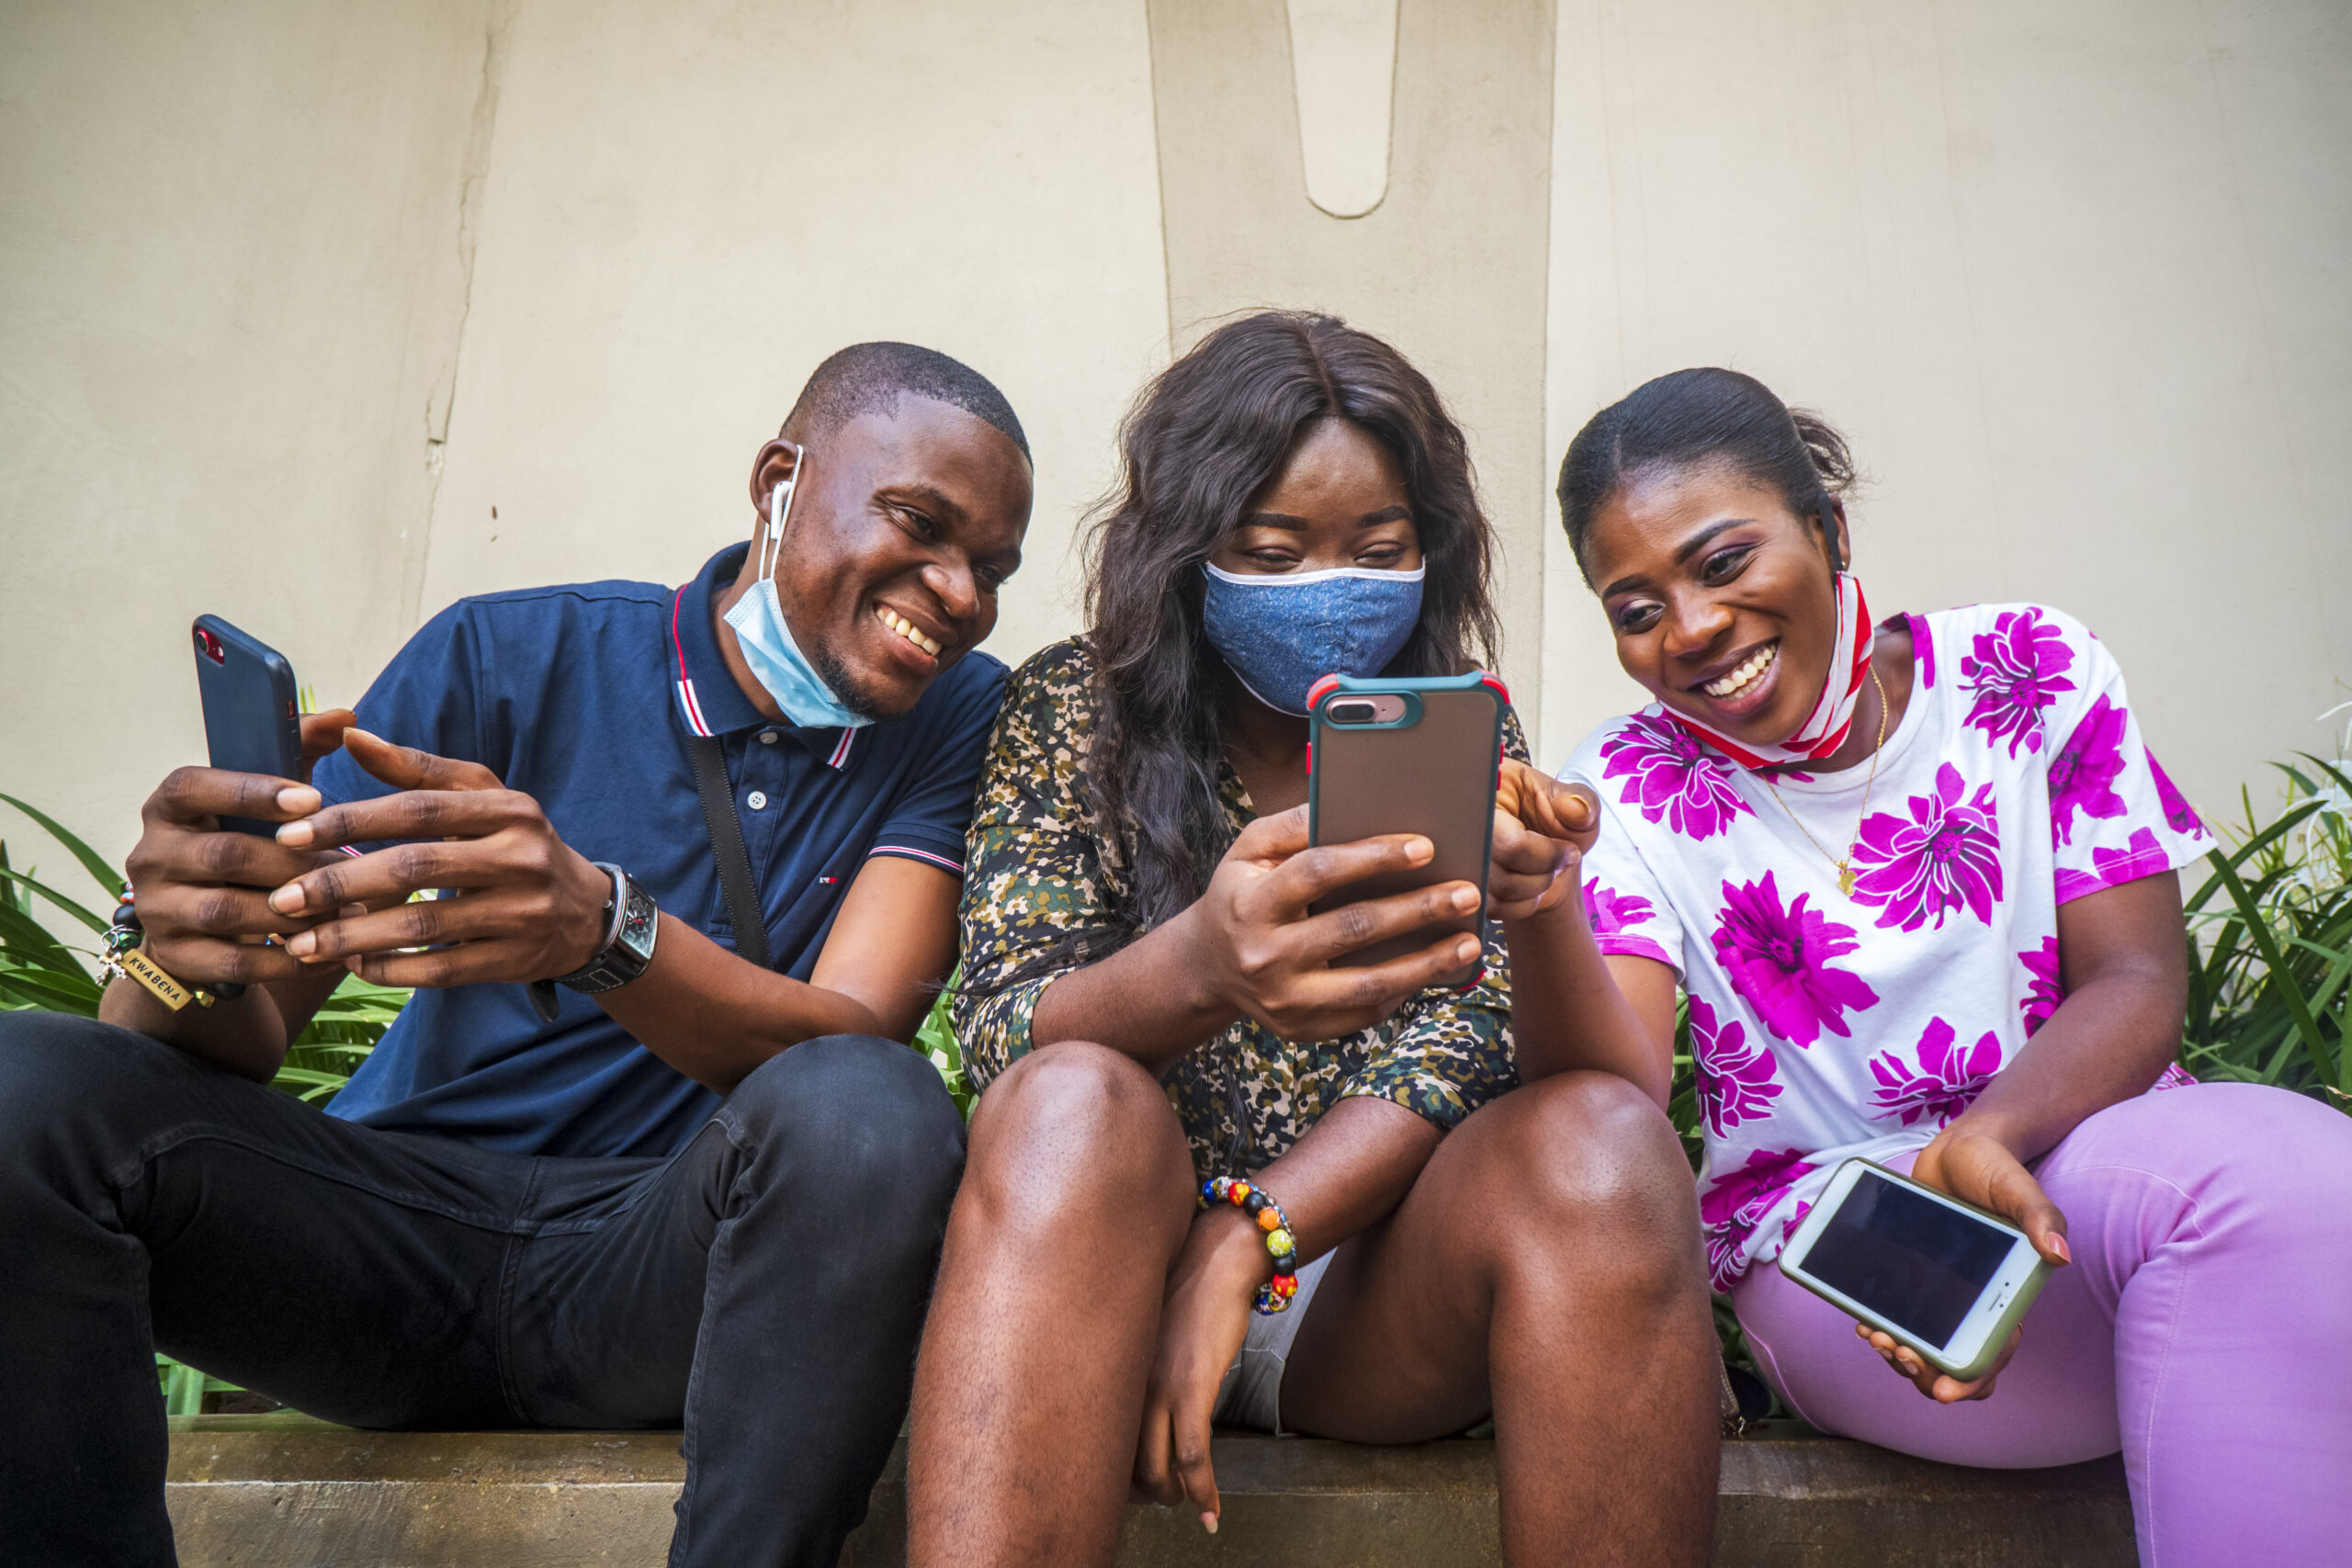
[783, 341, 1030, 462]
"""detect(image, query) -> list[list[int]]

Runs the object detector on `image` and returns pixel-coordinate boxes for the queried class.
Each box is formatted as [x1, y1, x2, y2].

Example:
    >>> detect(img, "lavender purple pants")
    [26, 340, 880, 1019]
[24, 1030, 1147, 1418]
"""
[1732, 1082, 2352, 1568]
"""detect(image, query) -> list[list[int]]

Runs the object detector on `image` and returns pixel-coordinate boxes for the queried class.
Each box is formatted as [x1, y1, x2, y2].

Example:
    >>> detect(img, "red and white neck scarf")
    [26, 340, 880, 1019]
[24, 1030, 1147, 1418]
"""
[1668, 573, 1873, 771]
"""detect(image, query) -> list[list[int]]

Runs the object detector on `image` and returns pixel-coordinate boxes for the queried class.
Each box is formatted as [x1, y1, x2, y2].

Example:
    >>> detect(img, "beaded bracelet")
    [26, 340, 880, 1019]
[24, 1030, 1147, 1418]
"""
[1199, 1176, 1299, 1314]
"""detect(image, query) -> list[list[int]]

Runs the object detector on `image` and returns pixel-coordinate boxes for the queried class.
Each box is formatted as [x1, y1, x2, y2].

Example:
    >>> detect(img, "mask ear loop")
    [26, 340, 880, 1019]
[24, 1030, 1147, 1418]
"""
[1817, 496, 1845, 577]
[760, 442, 805, 582]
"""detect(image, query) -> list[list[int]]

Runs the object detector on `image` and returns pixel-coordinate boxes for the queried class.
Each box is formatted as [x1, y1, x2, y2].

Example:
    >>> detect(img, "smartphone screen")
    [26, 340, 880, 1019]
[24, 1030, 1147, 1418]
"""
[1799, 1168, 2016, 1347]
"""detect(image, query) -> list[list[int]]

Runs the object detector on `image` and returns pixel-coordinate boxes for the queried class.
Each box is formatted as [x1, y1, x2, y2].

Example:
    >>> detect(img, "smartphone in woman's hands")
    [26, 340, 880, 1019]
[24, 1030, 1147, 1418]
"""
[1305, 671, 1508, 988]
[1779, 1158, 2051, 1381]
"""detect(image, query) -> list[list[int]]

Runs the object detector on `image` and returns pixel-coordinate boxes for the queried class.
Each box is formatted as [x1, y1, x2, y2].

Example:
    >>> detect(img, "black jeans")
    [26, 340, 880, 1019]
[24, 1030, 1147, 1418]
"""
[0, 1011, 967, 1568]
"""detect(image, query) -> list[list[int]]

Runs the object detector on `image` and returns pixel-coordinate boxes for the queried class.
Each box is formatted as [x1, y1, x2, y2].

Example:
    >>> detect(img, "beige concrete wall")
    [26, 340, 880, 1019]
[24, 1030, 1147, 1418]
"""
[1542, 0, 2352, 820]
[4, 0, 2346, 899]
[414, 0, 1169, 668]
[0, 0, 1169, 887]
[1, 0, 494, 886]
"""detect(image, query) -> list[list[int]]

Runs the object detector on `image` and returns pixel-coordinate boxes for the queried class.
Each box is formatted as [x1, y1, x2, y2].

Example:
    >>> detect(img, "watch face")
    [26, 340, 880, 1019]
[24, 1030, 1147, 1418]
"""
[558, 869, 661, 993]
[618, 879, 660, 961]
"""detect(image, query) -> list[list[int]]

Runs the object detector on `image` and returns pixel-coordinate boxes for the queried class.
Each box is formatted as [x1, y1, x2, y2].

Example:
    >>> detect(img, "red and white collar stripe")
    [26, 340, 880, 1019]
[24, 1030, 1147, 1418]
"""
[1668, 574, 1874, 772]
[672, 583, 854, 769]
[672, 585, 716, 738]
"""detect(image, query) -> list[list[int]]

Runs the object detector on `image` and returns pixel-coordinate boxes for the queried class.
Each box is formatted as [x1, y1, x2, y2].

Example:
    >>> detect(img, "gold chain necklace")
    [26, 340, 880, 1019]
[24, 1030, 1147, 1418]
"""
[1758, 662, 1889, 897]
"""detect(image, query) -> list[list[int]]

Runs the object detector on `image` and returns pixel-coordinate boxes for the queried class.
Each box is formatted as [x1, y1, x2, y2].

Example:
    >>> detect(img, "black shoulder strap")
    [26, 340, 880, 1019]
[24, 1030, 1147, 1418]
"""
[686, 733, 772, 970]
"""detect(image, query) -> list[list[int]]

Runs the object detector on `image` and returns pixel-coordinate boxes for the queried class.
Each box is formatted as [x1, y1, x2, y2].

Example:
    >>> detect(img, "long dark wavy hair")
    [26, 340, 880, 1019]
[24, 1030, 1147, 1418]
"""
[1081, 310, 1502, 940]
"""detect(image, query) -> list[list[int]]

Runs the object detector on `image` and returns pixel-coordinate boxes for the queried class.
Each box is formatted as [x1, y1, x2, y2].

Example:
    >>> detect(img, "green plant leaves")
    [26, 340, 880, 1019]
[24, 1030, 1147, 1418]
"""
[0, 794, 124, 901]
[2181, 760, 2351, 1100]
[912, 966, 975, 1119]
[0, 865, 110, 932]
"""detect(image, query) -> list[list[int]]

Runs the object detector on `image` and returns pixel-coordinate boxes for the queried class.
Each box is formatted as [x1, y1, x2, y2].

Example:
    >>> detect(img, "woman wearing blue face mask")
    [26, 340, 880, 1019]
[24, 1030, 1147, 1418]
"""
[906, 312, 1722, 1568]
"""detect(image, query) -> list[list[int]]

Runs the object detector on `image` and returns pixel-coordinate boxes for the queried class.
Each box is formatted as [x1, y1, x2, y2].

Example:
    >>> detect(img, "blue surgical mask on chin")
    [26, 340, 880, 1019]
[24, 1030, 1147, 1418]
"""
[720, 455, 875, 730]
[1199, 560, 1427, 716]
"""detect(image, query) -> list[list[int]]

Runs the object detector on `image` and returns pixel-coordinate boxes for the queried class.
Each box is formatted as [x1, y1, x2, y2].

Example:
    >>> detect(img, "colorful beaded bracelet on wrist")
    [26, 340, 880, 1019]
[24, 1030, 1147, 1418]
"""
[1199, 1176, 1299, 1315]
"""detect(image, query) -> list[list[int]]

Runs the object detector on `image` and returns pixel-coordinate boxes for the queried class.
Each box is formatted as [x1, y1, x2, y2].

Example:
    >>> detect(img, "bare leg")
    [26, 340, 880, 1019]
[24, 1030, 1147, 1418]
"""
[1281, 1072, 1720, 1566]
[907, 1043, 1196, 1568]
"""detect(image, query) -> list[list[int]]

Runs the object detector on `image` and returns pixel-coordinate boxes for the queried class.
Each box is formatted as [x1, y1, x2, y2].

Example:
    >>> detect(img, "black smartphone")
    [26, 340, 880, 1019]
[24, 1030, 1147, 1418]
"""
[1305, 671, 1508, 989]
[192, 615, 303, 837]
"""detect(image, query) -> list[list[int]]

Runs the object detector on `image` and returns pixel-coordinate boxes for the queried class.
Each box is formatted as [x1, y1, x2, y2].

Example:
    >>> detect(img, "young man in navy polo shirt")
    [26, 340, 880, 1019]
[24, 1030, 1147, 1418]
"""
[0, 344, 1031, 1567]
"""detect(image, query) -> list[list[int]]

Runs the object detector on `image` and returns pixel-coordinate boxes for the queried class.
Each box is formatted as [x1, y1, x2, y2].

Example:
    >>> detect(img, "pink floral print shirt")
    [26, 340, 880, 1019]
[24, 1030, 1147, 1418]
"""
[1562, 604, 2212, 1291]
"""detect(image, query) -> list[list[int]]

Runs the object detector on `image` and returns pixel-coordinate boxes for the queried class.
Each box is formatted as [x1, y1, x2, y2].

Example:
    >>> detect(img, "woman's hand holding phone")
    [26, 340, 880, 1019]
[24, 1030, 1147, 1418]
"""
[1179, 805, 1486, 1043]
[1488, 761, 1601, 919]
[1857, 1122, 2074, 1404]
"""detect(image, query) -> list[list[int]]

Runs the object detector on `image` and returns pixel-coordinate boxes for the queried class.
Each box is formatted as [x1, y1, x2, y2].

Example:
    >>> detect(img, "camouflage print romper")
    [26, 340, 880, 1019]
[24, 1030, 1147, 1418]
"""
[951, 638, 1526, 1179]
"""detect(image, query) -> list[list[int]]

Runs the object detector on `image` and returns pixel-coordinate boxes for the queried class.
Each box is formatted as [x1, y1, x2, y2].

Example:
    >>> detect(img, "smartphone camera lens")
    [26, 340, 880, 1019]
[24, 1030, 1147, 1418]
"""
[196, 626, 226, 664]
[1328, 701, 1378, 725]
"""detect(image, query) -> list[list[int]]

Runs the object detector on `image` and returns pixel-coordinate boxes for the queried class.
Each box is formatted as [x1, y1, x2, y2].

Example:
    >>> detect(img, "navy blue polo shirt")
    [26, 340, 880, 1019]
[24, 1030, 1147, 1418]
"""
[311, 543, 1006, 1157]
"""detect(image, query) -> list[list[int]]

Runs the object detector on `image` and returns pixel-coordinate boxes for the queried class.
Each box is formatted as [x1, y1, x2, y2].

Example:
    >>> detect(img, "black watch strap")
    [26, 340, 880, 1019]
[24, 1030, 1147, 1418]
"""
[540, 863, 660, 1003]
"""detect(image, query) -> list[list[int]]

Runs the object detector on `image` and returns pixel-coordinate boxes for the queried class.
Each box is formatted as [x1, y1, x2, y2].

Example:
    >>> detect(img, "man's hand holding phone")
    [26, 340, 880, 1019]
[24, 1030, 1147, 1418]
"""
[125, 707, 361, 991]
[263, 729, 613, 989]
[109, 708, 362, 1077]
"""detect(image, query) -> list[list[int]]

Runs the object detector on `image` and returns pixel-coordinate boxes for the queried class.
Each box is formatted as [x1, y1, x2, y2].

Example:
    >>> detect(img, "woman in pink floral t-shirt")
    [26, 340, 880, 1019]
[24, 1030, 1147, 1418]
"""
[1577, 603, 2204, 1293]
[1499, 368, 2351, 1567]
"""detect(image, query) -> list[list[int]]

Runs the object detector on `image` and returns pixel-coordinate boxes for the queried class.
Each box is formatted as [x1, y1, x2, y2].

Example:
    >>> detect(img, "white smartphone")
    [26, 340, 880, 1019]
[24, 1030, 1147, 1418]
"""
[1776, 1159, 2051, 1382]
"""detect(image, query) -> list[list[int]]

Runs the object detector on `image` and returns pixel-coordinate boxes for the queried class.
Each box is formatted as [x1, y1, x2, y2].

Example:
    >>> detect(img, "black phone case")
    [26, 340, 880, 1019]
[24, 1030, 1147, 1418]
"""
[192, 615, 303, 837]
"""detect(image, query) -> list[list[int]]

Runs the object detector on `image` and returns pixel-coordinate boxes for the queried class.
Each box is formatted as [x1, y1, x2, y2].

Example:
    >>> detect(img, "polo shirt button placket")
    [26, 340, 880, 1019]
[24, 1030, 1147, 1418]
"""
[758, 730, 778, 744]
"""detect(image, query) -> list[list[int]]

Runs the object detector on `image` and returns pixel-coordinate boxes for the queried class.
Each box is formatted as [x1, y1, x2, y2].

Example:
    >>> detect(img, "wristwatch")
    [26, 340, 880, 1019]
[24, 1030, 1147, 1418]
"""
[546, 862, 661, 995]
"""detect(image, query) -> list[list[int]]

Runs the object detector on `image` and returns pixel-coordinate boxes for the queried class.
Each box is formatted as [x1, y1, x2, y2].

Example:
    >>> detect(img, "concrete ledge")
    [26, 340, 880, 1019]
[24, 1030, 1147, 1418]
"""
[164, 1414, 2135, 1566]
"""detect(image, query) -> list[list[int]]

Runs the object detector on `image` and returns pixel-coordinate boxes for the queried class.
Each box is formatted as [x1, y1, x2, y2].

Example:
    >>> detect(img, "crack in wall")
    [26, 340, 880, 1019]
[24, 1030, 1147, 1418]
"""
[404, 0, 515, 629]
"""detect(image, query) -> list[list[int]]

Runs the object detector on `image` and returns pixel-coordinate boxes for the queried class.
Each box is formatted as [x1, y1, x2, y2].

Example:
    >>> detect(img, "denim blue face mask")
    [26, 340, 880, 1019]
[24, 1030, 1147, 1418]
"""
[1199, 560, 1427, 716]
[721, 451, 874, 730]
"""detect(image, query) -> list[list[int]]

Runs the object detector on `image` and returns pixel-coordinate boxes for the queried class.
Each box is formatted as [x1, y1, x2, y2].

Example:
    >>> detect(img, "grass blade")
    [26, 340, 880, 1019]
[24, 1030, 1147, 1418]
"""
[266, 1066, 358, 1090]
[2182, 800, 2323, 913]
[0, 969, 103, 1013]
[0, 795, 123, 901]
[0, 866, 109, 933]
[0, 898, 82, 975]
[2208, 848, 2337, 1089]
[161, 1359, 207, 1416]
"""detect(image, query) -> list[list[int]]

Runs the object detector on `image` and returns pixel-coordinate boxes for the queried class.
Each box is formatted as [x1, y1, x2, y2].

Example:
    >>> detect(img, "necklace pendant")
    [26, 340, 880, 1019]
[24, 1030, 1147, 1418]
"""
[1837, 863, 1857, 897]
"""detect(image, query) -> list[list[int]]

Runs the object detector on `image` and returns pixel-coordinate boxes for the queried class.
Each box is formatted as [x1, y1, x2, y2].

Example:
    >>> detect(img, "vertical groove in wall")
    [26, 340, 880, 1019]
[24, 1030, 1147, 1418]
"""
[406, 0, 515, 630]
[1143, 0, 1556, 714]
[1526, 2, 1558, 754]
[1284, 0, 1401, 220]
[1144, 0, 1186, 356]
